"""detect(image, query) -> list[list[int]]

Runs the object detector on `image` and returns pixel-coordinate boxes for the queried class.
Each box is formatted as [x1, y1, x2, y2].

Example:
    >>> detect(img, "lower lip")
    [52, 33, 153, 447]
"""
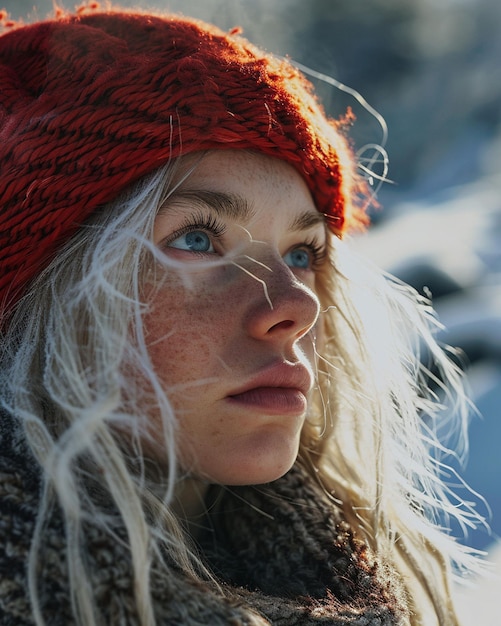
[227, 387, 307, 416]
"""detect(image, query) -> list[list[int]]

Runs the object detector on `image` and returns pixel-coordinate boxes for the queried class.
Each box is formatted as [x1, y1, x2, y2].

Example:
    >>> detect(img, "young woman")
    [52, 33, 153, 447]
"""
[0, 5, 481, 625]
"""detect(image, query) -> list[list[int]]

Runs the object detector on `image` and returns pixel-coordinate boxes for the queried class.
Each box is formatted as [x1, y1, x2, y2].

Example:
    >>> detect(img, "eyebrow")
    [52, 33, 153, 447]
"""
[288, 210, 326, 232]
[161, 189, 326, 233]
[162, 190, 255, 222]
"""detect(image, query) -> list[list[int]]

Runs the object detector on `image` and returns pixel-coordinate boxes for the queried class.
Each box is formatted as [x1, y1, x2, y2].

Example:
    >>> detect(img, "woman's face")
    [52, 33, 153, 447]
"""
[143, 150, 327, 485]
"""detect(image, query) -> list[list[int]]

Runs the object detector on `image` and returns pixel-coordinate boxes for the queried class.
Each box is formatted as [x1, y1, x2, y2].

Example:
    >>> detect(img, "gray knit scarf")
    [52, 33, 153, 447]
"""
[0, 412, 409, 625]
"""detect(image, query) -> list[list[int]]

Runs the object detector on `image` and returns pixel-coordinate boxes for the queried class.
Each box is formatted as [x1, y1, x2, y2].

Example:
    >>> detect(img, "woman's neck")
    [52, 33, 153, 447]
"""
[172, 476, 212, 539]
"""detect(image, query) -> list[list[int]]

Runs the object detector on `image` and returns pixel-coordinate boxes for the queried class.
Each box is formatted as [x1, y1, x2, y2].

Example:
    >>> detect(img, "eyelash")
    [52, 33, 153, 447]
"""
[299, 238, 327, 270]
[162, 211, 327, 269]
[162, 211, 227, 250]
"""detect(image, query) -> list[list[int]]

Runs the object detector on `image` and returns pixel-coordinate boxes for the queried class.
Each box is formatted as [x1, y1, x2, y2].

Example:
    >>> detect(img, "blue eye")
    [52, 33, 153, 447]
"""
[169, 230, 214, 253]
[283, 247, 312, 270]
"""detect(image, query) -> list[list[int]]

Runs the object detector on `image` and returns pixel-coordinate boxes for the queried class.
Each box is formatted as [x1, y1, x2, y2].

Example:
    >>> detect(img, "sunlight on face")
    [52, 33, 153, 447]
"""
[143, 150, 327, 485]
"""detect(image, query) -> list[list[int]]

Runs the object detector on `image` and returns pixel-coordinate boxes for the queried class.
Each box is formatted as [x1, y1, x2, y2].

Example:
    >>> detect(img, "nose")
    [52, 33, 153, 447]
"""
[242, 255, 320, 345]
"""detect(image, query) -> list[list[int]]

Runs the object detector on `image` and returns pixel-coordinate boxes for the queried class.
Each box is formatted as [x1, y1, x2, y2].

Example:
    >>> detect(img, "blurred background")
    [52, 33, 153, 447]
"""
[4, 0, 500, 589]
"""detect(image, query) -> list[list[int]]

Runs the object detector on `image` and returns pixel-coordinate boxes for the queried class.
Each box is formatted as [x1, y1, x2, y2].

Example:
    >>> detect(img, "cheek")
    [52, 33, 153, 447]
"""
[142, 276, 238, 385]
[146, 324, 210, 384]
[144, 308, 214, 387]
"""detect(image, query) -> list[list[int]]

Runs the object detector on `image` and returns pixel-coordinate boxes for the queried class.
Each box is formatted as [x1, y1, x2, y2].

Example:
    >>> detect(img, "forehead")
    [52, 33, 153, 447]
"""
[169, 150, 323, 222]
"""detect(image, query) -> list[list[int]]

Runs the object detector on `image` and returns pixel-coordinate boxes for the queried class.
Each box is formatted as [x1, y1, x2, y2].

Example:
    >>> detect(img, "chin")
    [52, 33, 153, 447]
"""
[206, 432, 301, 486]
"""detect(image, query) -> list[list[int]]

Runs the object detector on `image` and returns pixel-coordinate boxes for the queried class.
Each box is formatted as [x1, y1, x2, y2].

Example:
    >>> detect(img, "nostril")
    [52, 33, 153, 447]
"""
[268, 319, 294, 333]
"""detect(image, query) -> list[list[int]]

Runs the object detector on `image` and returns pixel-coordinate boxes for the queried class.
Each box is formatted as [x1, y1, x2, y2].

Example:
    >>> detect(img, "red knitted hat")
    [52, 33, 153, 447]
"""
[0, 6, 368, 312]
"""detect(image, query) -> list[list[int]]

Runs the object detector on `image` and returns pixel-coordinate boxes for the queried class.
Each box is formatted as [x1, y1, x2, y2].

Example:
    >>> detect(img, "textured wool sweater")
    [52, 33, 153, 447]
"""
[0, 411, 409, 625]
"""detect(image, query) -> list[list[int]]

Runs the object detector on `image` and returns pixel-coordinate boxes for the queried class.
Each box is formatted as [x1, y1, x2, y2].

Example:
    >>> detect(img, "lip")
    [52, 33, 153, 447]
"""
[227, 362, 313, 416]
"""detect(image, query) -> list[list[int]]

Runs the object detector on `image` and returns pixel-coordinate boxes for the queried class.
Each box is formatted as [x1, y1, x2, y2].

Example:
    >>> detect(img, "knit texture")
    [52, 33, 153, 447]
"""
[0, 410, 409, 625]
[0, 8, 369, 312]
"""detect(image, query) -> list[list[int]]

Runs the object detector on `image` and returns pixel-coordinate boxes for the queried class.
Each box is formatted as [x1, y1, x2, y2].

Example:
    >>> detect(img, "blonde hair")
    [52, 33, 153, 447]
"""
[0, 156, 482, 625]
[306, 238, 483, 623]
